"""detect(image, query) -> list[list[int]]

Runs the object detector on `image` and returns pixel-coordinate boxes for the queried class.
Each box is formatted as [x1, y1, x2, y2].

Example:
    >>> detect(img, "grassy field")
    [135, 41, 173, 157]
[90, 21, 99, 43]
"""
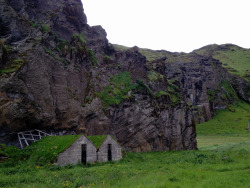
[0, 102, 249, 187]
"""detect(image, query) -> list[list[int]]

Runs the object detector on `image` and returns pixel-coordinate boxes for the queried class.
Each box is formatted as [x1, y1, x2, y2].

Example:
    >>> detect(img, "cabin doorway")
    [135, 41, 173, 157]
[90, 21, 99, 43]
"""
[81, 144, 87, 164]
[108, 144, 112, 161]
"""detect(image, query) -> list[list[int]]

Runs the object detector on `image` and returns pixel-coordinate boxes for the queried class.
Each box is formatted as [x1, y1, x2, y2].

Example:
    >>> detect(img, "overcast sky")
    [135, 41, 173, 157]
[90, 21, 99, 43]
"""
[82, 0, 250, 53]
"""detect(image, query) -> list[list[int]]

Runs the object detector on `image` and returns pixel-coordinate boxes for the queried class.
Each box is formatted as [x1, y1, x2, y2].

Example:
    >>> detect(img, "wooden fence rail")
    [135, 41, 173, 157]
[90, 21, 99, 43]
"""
[17, 129, 51, 149]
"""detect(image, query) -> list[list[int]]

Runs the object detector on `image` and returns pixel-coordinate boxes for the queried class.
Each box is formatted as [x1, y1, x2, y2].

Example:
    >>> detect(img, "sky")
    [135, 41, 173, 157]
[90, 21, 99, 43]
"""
[82, 0, 250, 53]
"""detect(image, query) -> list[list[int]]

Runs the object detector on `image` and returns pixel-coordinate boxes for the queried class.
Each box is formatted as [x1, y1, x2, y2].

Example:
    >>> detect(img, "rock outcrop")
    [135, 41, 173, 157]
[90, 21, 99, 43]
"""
[0, 0, 249, 151]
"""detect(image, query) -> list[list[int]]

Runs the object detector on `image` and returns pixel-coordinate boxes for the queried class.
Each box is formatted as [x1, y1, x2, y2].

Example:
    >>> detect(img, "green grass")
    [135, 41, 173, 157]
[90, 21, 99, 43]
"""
[24, 135, 80, 166]
[0, 141, 249, 187]
[0, 100, 249, 187]
[197, 135, 250, 150]
[213, 46, 250, 82]
[194, 44, 250, 82]
[87, 135, 108, 148]
[196, 101, 250, 136]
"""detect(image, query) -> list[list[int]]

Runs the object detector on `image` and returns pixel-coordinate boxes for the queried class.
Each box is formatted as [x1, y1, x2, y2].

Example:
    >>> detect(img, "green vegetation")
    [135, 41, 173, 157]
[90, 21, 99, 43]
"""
[30, 22, 38, 28]
[135, 79, 153, 96]
[219, 80, 238, 103]
[56, 39, 71, 56]
[195, 44, 250, 82]
[155, 90, 168, 98]
[72, 33, 86, 44]
[207, 89, 218, 102]
[213, 46, 250, 82]
[24, 135, 80, 166]
[0, 59, 24, 76]
[0, 140, 249, 187]
[147, 71, 164, 81]
[87, 48, 98, 67]
[44, 48, 68, 65]
[113, 44, 177, 62]
[196, 101, 250, 136]
[41, 24, 50, 34]
[87, 135, 107, 148]
[154, 90, 181, 106]
[0, 101, 250, 187]
[96, 72, 136, 108]
[0, 40, 11, 64]
[72, 33, 98, 67]
[0, 135, 80, 167]
[45, 48, 54, 56]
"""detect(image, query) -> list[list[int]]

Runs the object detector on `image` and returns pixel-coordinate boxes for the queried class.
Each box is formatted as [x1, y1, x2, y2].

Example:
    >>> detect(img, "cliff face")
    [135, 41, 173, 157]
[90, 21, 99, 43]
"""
[0, 0, 249, 151]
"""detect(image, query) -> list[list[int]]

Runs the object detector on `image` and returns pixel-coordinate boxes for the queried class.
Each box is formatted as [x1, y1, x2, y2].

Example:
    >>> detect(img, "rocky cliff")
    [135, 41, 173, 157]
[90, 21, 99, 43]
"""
[0, 0, 249, 151]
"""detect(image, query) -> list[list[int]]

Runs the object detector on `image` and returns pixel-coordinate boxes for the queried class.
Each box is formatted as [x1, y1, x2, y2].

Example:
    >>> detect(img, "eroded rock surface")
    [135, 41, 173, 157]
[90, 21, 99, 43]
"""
[0, 0, 249, 151]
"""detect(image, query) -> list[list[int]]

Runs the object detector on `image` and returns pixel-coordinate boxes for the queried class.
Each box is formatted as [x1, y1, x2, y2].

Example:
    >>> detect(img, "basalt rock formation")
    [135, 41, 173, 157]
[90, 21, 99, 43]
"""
[0, 0, 249, 151]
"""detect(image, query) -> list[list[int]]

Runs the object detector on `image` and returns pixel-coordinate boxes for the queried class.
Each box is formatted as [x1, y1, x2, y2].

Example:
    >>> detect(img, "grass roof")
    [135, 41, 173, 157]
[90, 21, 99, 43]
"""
[87, 135, 108, 148]
[24, 135, 81, 165]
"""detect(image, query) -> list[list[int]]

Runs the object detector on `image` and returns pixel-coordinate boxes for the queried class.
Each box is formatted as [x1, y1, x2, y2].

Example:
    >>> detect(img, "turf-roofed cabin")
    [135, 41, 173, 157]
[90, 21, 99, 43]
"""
[56, 135, 122, 166]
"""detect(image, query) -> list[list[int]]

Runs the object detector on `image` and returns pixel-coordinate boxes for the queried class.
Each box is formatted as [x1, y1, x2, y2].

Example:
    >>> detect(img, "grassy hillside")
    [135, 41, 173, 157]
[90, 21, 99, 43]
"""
[197, 101, 250, 136]
[196, 101, 250, 150]
[194, 44, 250, 82]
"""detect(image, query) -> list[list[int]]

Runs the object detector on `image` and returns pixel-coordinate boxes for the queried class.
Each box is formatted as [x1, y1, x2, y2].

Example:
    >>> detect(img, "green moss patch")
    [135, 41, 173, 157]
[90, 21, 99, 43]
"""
[0, 59, 24, 76]
[41, 24, 50, 34]
[96, 72, 137, 108]
[87, 135, 108, 149]
[72, 33, 98, 67]
[147, 71, 164, 81]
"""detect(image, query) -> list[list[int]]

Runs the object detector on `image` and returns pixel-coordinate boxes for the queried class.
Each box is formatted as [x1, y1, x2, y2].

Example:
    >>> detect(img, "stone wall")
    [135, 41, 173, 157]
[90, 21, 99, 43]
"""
[97, 135, 122, 162]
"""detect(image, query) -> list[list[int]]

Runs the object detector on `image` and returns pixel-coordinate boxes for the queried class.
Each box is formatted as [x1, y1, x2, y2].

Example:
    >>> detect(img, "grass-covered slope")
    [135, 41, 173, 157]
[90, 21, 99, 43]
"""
[194, 44, 250, 82]
[196, 101, 250, 151]
[197, 101, 250, 136]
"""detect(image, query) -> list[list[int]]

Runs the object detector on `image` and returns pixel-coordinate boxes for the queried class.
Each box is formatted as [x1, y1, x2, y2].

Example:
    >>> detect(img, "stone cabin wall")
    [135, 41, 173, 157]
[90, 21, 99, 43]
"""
[56, 135, 97, 166]
[97, 135, 122, 162]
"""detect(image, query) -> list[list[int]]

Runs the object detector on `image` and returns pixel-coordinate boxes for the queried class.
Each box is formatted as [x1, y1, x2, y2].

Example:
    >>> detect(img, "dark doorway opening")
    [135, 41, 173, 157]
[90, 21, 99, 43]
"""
[108, 144, 112, 161]
[81, 144, 87, 164]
